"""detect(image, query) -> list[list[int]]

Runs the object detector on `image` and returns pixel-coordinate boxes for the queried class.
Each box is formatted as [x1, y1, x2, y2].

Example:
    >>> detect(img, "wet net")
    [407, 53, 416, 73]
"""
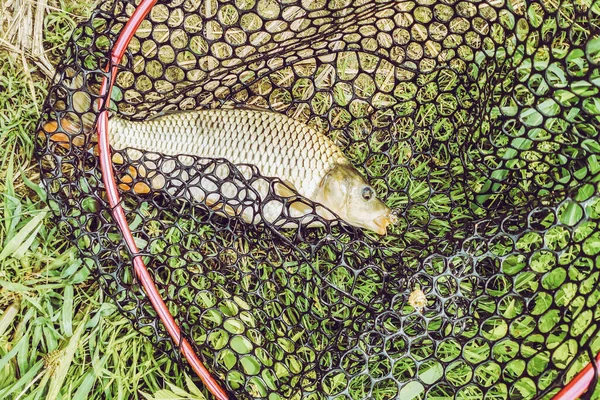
[36, 0, 600, 398]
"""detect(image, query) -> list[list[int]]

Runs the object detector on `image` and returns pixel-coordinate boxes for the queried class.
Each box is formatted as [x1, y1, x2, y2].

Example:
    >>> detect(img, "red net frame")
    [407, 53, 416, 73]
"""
[37, 0, 600, 399]
[101, 2, 600, 398]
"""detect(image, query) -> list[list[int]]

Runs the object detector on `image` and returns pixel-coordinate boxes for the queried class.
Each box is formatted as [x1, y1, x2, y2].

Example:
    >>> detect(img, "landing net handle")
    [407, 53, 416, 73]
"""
[94, 1, 597, 400]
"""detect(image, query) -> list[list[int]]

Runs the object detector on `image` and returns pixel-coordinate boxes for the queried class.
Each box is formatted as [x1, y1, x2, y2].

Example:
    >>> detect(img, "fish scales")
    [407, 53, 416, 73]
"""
[109, 108, 345, 199]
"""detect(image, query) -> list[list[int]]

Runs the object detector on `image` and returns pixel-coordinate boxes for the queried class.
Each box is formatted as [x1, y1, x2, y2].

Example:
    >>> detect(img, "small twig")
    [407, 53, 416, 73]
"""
[21, 52, 39, 113]
[0, 37, 55, 78]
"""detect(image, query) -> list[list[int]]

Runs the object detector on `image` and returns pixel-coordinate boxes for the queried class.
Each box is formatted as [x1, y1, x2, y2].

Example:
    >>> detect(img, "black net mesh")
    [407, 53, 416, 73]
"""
[36, 0, 600, 398]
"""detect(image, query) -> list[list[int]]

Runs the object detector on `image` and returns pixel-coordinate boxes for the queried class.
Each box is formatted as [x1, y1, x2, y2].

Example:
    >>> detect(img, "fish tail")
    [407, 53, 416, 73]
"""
[38, 72, 151, 195]
[39, 72, 98, 150]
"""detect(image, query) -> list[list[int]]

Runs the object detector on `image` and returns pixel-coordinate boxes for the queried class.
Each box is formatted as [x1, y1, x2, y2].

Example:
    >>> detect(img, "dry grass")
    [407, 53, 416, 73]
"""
[1, 0, 56, 78]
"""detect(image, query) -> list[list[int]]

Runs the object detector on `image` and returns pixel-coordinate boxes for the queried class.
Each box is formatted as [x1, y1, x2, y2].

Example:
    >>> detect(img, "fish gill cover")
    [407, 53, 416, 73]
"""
[36, 0, 600, 399]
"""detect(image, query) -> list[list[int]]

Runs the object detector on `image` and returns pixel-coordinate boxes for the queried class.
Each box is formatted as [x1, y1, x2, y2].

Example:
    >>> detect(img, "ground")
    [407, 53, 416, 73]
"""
[0, 1, 199, 399]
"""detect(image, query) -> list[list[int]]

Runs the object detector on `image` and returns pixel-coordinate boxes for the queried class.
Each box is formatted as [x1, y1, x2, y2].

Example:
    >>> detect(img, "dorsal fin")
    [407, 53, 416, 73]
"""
[146, 104, 274, 121]
[232, 103, 273, 113]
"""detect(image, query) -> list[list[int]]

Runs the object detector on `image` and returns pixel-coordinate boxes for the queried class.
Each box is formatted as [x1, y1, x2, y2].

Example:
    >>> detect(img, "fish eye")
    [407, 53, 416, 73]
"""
[362, 187, 373, 200]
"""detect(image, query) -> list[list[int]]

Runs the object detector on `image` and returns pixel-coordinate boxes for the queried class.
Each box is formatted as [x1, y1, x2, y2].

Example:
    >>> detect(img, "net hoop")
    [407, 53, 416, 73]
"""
[95, 1, 228, 398]
[96, 2, 600, 398]
[36, 0, 600, 398]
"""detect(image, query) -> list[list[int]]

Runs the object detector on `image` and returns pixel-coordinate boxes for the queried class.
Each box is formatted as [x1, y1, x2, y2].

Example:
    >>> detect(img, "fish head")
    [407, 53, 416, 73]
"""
[318, 163, 395, 235]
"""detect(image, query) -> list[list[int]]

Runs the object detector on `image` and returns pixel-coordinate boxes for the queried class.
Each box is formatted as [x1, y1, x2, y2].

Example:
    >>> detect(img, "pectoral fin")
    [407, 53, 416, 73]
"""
[273, 181, 317, 218]
[205, 196, 238, 219]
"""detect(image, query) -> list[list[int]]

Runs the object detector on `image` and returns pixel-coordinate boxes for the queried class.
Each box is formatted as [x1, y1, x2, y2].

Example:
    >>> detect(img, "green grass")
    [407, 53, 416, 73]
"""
[0, 3, 203, 400]
[2, 0, 600, 400]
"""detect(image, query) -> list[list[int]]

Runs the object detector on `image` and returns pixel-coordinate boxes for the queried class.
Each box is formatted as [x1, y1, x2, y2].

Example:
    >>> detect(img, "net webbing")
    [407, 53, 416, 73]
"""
[36, 0, 600, 399]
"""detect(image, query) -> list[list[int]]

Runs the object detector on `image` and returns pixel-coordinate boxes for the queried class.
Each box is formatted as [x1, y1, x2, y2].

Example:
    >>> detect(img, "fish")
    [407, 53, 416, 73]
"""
[41, 96, 396, 235]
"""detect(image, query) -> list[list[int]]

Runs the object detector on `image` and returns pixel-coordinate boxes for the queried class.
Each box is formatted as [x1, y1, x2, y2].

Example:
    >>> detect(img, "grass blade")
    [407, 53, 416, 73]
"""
[0, 333, 28, 372]
[45, 308, 90, 400]
[0, 360, 44, 399]
[0, 301, 20, 337]
[3, 151, 16, 236]
[61, 285, 74, 337]
[72, 371, 96, 400]
[0, 207, 48, 261]
[20, 168, 47, 202]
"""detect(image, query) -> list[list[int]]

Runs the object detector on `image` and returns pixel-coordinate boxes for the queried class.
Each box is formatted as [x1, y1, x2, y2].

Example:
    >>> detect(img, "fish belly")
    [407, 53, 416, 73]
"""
[109, 109, 342, 227]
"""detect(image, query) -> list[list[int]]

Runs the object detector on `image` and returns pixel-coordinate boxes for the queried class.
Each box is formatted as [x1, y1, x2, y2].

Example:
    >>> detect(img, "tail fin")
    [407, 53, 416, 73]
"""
[39, 70, 154, 195]
[39, 69, 98, 149]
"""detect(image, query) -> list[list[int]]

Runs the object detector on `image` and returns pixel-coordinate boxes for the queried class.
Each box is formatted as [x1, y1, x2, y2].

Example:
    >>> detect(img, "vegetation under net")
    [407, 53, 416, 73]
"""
[29, 0, 600, 399]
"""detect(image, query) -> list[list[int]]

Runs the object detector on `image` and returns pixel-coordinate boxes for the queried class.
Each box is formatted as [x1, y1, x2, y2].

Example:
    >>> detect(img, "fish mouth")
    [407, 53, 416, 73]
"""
[372, 215, 392, 235]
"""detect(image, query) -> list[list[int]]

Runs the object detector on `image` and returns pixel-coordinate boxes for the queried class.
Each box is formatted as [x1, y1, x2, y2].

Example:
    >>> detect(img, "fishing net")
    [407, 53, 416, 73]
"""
[36, 0, 600, 398]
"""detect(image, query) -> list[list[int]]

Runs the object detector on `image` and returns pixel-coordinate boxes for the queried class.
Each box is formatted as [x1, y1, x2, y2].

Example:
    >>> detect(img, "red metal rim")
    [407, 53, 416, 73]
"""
[90, 2, 599, 400]
[94, 1, 228, 399]
[552, 353, 600, 400]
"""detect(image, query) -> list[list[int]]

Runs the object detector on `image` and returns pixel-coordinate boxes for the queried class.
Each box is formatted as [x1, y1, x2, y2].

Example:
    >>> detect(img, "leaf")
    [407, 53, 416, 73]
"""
[165, 380, 193, 397]
[0, 280, 32, 292]
[139, 391, 154, 400]
[72, 371, 97, 400]
[3, 151, 16, 236]
[12, 222, 43, 260]
[85, 302, 117, 329]
[0, 301, 19, 337]
[140, 377, 207, 400]
[0, 360, 44, 399]
[20, 169, 47, 202]
[17, 327, 30, 374]
[560, 201, 583, 226]
[0, 333, 28, 372]
[400, 381, 425, 400]
[185, 375, 207, 400]
[0, 208, 48, 261]
[46, 310, 90, 400]
[62, 285, 74, 337]
[140, 389, 185, 400]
